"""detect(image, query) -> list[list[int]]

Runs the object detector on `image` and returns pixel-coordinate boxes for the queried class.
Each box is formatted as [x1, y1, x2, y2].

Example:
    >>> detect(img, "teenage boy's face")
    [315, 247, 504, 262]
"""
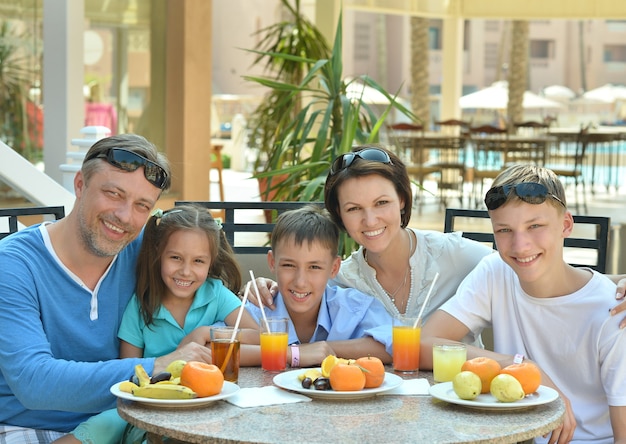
[268, 237, 341, 315]
[490, 199, 573, 288]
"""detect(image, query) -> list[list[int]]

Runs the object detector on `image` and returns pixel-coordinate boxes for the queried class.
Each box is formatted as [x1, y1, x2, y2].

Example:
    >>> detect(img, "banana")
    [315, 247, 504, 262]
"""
[134, 364, 151, 387]
[119, 381, 139, 393]
[298, 369, 323, 382]
[133, 383, 197, 399]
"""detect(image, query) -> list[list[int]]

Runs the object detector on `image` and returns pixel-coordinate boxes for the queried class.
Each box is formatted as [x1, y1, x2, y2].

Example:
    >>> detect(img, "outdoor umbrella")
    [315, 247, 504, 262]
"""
[460, 81, 563, 110]
[582, 84, 626, 103]
[542, 85, 576, 100]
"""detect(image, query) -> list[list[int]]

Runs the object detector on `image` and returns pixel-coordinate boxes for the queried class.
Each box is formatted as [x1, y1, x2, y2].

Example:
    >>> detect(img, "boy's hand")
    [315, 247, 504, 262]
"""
[297, 342, 335, 368]
[245, 277, 278, 310]
[611, 278, 626, 329]
[545, 394, 576, 444]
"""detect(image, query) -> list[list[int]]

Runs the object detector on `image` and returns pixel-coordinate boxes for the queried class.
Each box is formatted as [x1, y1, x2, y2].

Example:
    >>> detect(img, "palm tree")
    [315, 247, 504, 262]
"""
[410, 16, 430, 125]
[507, 20, 529, 131]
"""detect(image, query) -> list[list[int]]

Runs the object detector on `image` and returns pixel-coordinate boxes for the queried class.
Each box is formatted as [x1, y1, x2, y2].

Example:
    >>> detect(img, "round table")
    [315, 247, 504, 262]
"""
[118, 367, 565, 444]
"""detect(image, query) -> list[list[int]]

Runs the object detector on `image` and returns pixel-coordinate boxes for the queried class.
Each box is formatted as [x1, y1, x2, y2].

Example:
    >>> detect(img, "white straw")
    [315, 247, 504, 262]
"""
[229, 281, 250, 342]
[414, 272, 439, 328]
[249, 270, 271, 332]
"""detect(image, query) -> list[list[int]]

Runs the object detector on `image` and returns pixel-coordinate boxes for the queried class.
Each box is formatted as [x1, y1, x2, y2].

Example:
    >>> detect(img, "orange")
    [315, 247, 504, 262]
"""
[329, 363, 366, 391]
[180, 361, 224, 397]
[500, 362, 541, 395]
[355, 356, 385, 388]
[461, 357, 501, 394]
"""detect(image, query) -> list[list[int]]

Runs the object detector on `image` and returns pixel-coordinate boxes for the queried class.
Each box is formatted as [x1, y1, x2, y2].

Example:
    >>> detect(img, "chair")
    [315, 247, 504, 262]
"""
[546, 128, 589, 214]
[443, 208, 610, 273]
[467, 125, 508, 208]
[175, 201, 320, 280]
[387, 123, 443, 211]
[429, 119, 471, 206]
[0, 206, 66, 240]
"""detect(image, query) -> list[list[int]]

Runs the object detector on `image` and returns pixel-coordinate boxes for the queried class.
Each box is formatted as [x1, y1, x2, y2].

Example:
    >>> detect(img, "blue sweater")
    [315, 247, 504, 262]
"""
[0, 224, 155, 432]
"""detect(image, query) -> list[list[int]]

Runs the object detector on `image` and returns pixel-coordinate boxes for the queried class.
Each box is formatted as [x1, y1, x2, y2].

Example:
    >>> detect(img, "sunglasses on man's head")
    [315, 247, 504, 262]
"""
[484, 182, 566, 210]
[329, 148, 392, 176]
[85, 148, 169, 189]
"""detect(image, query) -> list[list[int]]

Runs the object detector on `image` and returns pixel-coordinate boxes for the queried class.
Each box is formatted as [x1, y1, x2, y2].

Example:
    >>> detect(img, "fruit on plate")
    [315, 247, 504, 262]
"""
[180, 361, 224, 397]
[452, 371, 482, 400]
[329, 363, 366, 391]
[133, 383, 197, 400]
[500, 362, 541, 395]
[490, 374, 525, 402]
[355, 356, 385, 388]
[461, 357, 501, 394]
[165, 359, 187, 379]
[134, 364, 151, 387]
[298, 368, 323, 389]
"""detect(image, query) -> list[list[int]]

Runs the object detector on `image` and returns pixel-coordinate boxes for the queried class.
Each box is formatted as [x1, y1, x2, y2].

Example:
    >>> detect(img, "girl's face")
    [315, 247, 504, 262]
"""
[336, 175, 405, 254]
[160, 229, 211, 302]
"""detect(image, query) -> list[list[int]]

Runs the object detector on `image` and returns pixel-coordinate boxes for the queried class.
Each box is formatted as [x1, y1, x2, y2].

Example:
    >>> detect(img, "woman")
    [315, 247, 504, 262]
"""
[252, 145, 626, 330]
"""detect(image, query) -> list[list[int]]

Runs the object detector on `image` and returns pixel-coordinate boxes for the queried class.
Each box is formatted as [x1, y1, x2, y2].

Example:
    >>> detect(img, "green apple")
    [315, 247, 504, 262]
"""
[452, 371, 482, 400]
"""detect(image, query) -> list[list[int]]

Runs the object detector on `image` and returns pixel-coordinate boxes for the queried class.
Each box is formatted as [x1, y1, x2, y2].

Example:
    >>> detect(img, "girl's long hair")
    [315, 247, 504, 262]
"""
[135, 205, 242, 326]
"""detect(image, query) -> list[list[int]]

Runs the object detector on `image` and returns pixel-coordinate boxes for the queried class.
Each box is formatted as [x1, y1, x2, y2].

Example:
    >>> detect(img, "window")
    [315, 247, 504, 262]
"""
[530, 40, 554, 59]
[604, 45, 626, 62]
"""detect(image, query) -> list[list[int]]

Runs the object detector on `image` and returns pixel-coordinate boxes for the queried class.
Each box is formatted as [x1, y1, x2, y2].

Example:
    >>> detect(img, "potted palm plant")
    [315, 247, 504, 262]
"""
[244, 0, 415, 256]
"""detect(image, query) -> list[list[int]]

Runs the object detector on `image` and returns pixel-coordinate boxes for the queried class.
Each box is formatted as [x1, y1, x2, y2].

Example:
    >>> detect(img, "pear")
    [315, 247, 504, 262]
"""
[165, 359, 187, 379]
[490, 374, 525, 402]
[452, 371, 482, 400]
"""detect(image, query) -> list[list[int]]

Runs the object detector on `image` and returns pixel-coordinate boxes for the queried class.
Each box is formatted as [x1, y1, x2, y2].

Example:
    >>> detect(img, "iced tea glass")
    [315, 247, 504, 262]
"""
[210, 326, 241, 383]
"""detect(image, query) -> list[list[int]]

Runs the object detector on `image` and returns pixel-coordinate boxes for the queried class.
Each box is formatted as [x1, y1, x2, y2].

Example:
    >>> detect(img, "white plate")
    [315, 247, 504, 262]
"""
[429, 382, 559, 410]
[273, 369, 403, 400]
[110, 381, 240, 408]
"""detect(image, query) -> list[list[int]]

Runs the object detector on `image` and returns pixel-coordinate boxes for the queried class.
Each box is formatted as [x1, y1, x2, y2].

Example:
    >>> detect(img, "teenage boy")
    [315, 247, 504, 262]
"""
[245, 205, 393, 367]
[421, 164, 626, 444]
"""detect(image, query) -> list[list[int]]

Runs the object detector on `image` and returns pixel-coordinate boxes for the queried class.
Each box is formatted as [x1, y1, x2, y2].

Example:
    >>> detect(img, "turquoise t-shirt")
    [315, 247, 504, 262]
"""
[118, 278, 241, 357]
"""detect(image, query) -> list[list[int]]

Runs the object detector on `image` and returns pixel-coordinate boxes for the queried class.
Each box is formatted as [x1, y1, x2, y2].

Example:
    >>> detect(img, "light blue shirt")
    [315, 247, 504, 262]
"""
[118, 278, 242, 357]
[246, 285, 394, 354]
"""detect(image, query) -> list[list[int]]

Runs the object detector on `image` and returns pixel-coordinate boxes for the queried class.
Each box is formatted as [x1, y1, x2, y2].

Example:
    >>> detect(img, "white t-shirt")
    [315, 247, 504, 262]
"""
[441, 252, 626, 444]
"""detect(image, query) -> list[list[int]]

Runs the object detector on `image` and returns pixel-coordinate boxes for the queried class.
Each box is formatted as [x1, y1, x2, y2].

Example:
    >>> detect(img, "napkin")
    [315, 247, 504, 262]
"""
[226, 386, 312, 408]
[379, 378, 431, 396]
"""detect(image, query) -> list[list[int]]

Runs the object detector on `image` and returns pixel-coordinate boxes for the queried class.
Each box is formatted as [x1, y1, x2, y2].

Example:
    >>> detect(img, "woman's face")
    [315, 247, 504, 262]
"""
[336, 175, 404, 254]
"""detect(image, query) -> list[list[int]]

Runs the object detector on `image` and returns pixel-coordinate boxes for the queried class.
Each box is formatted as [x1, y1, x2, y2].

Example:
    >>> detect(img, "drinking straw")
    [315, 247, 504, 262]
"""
[413, 272, 439, 328]
[219, 281, 251, 374]
[250, 270, 271, 333]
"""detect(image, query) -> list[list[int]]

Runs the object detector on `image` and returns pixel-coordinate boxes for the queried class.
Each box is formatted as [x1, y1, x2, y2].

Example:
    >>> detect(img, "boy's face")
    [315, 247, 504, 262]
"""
[268, 237, 341, 315]
[490, 200, 573, 288]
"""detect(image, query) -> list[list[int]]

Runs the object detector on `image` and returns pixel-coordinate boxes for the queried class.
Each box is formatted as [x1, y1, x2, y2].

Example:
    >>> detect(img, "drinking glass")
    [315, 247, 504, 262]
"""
[210, 327, 241, 383]
[260, 318, 289, 372]
[392, 315, 421, 374]
[432, 343, 467, 382]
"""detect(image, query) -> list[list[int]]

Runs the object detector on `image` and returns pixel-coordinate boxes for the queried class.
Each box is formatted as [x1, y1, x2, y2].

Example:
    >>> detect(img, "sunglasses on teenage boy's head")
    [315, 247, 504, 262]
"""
[484, 182, 566, 211]
[329, 148, 392, 176]
[85, 148, 169, 189]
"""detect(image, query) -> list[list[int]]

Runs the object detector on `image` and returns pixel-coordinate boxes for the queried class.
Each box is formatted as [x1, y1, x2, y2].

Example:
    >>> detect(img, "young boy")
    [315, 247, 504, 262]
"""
[421, 164, 626, 444]
[245, 205, 393, 367]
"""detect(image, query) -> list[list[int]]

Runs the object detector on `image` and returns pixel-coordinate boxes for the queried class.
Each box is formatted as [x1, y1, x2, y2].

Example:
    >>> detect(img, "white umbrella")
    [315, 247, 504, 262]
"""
[542, 85, 576, 100]
[582, 84, 626, 103]
[460, 82, 563, 110]
[345, 79, 410, 107]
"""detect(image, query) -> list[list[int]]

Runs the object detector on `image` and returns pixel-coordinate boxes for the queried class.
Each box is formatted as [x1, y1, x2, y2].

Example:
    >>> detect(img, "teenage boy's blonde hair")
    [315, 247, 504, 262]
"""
[271, 205, 339, 257]
[491, 164, 567, 212]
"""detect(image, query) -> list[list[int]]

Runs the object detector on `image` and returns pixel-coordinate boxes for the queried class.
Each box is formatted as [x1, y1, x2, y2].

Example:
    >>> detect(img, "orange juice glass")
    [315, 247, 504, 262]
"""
[260, 318, 289, 372]
[392, 316, 421, 374]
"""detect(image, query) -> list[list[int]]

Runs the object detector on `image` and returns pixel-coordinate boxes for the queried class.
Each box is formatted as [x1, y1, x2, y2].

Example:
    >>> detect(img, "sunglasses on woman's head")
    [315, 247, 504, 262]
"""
[484, 182, 566, 210]
[329, 148, 392, 176]
[85, 148, 169, 189]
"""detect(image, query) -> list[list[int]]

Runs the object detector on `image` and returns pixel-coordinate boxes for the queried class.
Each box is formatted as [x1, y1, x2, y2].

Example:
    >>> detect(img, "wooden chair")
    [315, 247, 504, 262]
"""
[175, 201, 320, 280]
[387, 123, 442, 211]
[545, 128, 589, 214]
[0, 206, 66, 240]
[443, 208, 610, 273]
[467, 125, 508, 208]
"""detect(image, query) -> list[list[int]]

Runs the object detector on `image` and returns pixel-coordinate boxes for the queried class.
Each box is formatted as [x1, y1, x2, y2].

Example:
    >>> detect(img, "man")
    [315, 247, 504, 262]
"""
[0, 134, 212, 442]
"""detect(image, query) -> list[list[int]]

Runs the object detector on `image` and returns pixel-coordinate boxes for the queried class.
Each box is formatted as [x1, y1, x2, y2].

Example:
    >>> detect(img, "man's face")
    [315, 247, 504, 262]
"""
[268, 237, 341, 316]
[75, 163, 161, 257]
